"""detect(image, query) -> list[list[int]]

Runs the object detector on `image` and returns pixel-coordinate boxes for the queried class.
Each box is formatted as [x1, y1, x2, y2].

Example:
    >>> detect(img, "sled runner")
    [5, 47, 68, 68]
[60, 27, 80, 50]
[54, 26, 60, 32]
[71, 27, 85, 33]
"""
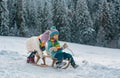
[62, 60, 71, 69]
[28, 55, 71, 69]
[42, 55, 71, 69]
[32, 63, 48, 67]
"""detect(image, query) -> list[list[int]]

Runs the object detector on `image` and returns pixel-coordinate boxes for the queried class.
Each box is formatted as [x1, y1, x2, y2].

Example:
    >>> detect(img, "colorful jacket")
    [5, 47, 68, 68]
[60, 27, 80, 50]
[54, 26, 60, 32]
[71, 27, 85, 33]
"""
[47, 39, 63, 58]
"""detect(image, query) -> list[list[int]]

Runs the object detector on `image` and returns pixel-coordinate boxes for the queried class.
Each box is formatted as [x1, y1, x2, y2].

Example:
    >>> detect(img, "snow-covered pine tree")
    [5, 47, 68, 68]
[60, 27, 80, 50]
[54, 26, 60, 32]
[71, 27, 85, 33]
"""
[67, 0, 78, 43]
[97, 1, 114, 47]
[51, 0, 71, 41]
[16, 0, 25, 37]
[114, 0, 120, 48]
[114, 0, 120, 35]
[22, 0, 34, 37]
[60, 0, 71, 42]
[7, 0, 18, 36]
[22, 0, 28, 37]
[76, 0, 95, 45]
[28, 0, 38, 36]
[0, 0, 3, 28]
[23, 0, 38, 36]
[0, 0, 9, 36]
[36, 1, 43, 35]
[86, 0, 103, 38]
[41, 1, 53, 33]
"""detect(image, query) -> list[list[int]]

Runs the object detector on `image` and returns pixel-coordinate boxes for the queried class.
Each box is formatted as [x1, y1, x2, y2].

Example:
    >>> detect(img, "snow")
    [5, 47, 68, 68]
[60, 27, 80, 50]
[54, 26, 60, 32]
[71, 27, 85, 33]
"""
[0, 36, 120, 78]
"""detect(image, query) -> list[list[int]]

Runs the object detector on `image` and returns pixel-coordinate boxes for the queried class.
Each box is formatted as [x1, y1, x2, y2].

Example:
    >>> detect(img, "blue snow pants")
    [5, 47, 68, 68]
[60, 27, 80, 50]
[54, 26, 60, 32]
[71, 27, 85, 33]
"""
[54, 52, 75, 66]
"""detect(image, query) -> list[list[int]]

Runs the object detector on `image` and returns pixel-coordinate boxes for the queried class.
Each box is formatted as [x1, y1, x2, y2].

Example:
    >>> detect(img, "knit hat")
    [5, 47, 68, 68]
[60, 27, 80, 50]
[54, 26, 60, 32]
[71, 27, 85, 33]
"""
[40, 30, 50, 42]
[50, 26, 56, 30]
[50, 26, 59, 37]
[50, 31, 59, 37]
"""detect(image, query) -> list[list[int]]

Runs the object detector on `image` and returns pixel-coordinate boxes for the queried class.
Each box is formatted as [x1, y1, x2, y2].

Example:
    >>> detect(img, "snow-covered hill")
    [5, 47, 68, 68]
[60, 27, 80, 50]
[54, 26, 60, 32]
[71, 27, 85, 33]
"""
[0, 36, 120, 78]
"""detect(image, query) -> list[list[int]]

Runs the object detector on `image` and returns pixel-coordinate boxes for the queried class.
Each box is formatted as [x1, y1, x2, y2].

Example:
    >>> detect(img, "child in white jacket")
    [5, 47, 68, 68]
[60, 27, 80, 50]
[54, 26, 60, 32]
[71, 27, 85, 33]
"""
[26, 30, 50, 64]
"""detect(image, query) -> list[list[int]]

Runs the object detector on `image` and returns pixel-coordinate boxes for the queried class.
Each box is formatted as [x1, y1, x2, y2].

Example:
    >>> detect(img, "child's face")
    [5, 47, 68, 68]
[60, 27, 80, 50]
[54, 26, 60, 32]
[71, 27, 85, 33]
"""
[53, 34, 58, 40]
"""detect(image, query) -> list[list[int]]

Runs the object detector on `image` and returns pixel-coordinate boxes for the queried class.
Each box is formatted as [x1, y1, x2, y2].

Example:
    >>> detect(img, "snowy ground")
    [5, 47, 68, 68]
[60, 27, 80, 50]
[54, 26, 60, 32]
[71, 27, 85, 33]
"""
[0, 36, 120, 78]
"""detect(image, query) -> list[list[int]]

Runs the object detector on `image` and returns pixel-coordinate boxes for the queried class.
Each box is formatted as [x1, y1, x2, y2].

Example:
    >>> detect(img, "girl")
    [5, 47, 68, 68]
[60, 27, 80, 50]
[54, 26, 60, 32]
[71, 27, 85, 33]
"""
[47, 26, 78, 69]
[26, 30, 50, 65]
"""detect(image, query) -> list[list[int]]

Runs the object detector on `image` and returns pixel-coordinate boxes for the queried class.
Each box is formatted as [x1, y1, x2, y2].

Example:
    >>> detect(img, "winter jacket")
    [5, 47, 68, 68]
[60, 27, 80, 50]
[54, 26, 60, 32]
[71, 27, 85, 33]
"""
[47, 40, 63, 58]
[26, 36, 43, 58]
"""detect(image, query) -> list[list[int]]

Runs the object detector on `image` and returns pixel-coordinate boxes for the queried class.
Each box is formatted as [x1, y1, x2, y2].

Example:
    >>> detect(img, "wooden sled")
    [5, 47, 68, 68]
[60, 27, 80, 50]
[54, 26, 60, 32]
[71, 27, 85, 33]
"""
[32, 53, 71, 69]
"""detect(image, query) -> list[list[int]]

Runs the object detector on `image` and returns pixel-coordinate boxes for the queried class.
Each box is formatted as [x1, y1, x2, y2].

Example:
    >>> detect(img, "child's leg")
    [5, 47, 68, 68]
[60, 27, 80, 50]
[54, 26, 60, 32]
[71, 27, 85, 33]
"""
[63, 52, 76, 66]
[28, 51, 37, 58]
[54, 53, 64, 64]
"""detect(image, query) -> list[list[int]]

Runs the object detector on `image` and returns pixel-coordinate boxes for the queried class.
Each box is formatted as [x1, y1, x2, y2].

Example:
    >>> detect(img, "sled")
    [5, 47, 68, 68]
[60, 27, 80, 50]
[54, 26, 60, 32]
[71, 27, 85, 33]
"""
[28, 54, 71, 69]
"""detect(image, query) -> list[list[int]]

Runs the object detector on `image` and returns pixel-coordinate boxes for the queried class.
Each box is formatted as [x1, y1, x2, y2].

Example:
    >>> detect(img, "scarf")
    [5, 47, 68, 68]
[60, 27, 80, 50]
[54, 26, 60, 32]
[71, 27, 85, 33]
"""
[38, 36, 45, 51]
[50, 38, 61, 50]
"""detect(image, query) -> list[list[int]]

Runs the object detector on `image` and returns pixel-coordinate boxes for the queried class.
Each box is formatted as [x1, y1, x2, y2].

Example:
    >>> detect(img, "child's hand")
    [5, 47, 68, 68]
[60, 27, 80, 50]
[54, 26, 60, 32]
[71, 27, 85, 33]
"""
[63, 43, 68, 49]
[50, 47, 57, 52]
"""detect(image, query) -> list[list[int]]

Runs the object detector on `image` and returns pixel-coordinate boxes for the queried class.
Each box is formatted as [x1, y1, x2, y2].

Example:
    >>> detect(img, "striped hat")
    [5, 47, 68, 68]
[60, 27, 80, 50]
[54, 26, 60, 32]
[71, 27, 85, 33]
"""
[50, 26, 59, 37]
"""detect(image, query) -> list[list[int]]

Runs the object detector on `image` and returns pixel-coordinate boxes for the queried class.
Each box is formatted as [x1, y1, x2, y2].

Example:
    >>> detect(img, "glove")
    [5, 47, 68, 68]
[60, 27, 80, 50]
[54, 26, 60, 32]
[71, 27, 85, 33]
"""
[63, 43, 68, 49]
[50, 47, 57, 52]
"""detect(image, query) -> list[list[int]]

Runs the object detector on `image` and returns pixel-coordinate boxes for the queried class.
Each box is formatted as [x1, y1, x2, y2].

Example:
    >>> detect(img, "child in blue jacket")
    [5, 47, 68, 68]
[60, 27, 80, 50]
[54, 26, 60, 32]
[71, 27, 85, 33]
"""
[47, 26, 78, 68]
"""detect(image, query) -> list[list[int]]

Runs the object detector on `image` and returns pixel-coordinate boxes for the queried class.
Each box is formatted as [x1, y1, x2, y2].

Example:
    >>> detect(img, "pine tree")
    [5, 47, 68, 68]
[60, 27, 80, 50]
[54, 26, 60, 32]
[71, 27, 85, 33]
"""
[97, 1, 114, 47]
[114, 0, 120, 48]
[114, 0, 120, 35]
[22, 0, 31, 36]
[28, 0, 38, 36]
[86, 0, 103, 37]
[51, 0, 71, 41]
[7, 0, 19, 36]
[0, 0, 3, 27]
[0, 0, 9, 36]
[68, 0, 78, 43]
[16, 0, 24, 36]
[36, 1, 43, 35]
[23, 0, 38, 36]
[76, 0, 95, 45]
[41, 1, 53, 33]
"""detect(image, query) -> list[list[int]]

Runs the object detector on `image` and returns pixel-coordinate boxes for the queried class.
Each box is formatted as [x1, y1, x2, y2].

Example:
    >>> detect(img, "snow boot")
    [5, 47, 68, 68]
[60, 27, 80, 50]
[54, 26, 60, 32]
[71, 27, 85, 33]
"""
[71, 62, 79, 69]
[27, 51, 37, 63]
[27, 57, 35, 63]
[73, 64, 79, 69]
